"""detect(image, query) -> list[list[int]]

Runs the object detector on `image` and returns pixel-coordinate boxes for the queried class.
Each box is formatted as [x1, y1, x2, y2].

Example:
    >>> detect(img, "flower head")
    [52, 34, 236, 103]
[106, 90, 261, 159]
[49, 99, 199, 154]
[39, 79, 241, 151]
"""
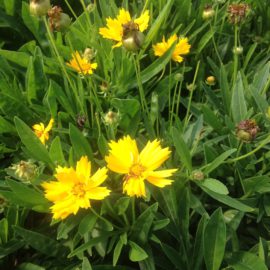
[105, 136, 177, 197]
[67, 51, 97, 75]
[236, 119, 259, 142]
[32, 118, 54, 145]
[153, 34, 191, 63]
[42, 156, 110, 220]
[228, 3, 250, 24]
[99, 8, 149, 48]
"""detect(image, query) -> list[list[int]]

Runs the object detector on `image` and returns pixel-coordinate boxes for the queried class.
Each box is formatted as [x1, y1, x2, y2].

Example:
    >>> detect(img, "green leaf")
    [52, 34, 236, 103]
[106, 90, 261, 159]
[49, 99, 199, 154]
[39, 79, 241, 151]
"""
[172, 127, 192, 172]
[231, 72, 247, 123]
[203, 148, 237, 174]
[14, 226, 67, 257]
[0, 115, 16, 134]
[0, 218, 8, 245]
[228, 251, 268, 270]
[14, 117, 54, 168]
[152, 218, 170, 231]
[78, 213, 98, 236]
[199, 178, 229, 195]
[82, 257, 93, 270]
[69, 123, 93, 160]
[113, 240, 124, 266]
[115, 197, 130, 215]
[196, 29, 215, 53]
[128, 241, 148, 262]
[49, 136, 66, 166]
[17, 263, 45, 270]
[200, 186, 253, 212]
[204, 208, 226, 270]
[7, 179, 49, 212]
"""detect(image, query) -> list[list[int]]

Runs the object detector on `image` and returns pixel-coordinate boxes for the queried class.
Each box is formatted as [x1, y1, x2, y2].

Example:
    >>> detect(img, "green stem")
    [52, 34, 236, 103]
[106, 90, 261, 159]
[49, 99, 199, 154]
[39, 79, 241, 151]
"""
[228, 135, 270, 163]
[170, 81, 179, 126]
[43, 17, 83, 113]
[133, 54, 148, 114]
[210, 22, 222, 64]
[233, 25, 239, 84]
[168, 61, 172, 128]
[131, 197, 136, 224]
[183, 61, 200, 129]
[142, 0, 151, 13]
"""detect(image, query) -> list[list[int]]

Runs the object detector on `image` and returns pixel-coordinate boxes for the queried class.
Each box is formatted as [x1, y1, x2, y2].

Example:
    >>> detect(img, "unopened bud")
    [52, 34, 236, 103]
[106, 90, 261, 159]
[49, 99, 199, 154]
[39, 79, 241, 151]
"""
[233, 46, 243, 55]
[83, 48, 96, 62]
[104, 111, 119, 125]
[186, 83, 196, 92]
[174, 73, 184, 81]
[122, 21, 145, 52]
[0, 195, 7, 214]
[11, 160, 37, 182]
[100, 82, 109, 93]
[206, 76, 216, 86]
[191, 170, 205, 181]
[202, 5, 215, 20]
[30, 0, 51, 16]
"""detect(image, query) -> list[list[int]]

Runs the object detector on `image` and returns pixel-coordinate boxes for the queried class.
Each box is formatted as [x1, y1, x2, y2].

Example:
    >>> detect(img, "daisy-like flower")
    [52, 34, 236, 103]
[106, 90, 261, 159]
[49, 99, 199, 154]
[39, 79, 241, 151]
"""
[42, 156, 110, 220]
[105, 136, 177, 197]
[67, 51, 97, 75]
[32, 118, 54, 145]
[153, 34, 191, 63]
[99, 8, 150, 48]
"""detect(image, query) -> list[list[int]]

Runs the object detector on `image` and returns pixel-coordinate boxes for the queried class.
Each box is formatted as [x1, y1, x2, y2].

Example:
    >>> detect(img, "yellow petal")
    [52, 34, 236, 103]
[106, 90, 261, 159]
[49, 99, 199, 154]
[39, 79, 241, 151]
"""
[134, 10, 150, 32]
[123, 176, 146, 197]
[44, 118, 54, 133]
[55, 167, 78, 185]
[89, 167, 108, 187]
[146, 169, 176, 187]
[76, 156, 91, 180]
[105, 135, 139, 174]
[139, 140, 171, 170]
[117, 8, 131, 25]
[86, 187, 111, 200]
[32, 123, 44, 132]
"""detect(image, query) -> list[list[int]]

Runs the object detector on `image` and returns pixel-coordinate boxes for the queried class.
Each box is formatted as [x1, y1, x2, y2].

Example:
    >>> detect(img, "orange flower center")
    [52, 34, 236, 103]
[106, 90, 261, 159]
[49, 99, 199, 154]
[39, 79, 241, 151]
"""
[129, 163, 145, 177]
[72, 183, 86, 198]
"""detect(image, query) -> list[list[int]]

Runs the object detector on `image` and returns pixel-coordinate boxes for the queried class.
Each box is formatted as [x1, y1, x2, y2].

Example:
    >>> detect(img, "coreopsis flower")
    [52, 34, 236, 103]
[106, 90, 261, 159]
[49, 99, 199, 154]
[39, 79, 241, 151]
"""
[42, 156, 110, 220]
[236, 119, 259, 142]
[32, 118, 54, 145]
[105, 136, 177, 197]
[153, 34, 191, 63]
[67, 51, 97, 75]
[99, 8, 149, 49]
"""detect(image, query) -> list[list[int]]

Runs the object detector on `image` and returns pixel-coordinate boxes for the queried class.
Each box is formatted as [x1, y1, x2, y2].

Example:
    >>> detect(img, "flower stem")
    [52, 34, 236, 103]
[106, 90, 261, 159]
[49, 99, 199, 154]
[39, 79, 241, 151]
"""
[233, 25, 239, 84]
[183, 61, 200, 129]
[133, 54, 148, 115]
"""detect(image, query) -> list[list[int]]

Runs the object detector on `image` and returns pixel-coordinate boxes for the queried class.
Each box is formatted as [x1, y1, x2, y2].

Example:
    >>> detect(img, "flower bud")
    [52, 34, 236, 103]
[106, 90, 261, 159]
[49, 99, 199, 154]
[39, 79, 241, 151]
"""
[11, 160, 37, 182]
[83, 48, 96, 62]
[233, 46, 243, 55]
[202, 5, 215, 20]
[122, 21, 145, 52]
[104, 110, 120, 125]
[236, 119, 259, 142]
[99, 82, 109, 93]
[48, 6, 71, 32]
[186, 83, 196, 92]
[191, 170, 205, 181]
[174, 73, 184, 81]
[206, 76, 216, 86]
[77, 115, 87, 129]
[29, 0, 51, 16]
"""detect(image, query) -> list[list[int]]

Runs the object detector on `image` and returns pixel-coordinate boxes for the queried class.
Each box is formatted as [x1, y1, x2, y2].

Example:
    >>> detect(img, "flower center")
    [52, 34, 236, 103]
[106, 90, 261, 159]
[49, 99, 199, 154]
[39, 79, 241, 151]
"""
[129, 163, 145, 177]
[72, 183, 86, 198]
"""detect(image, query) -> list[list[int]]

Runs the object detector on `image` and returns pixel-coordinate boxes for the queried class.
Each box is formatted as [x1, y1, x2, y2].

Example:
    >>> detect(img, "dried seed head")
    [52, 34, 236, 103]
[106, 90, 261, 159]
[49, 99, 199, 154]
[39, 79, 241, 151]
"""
[48, 6, 71, 32]
[236, 119, 259, 142]
[228, 3, 250, 24]
[77, 115, 87, 129]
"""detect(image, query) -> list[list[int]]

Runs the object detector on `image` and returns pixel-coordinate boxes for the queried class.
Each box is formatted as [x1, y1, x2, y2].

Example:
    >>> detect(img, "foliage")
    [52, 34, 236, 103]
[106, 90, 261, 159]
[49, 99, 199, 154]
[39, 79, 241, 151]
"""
[0, 0, 270, 269]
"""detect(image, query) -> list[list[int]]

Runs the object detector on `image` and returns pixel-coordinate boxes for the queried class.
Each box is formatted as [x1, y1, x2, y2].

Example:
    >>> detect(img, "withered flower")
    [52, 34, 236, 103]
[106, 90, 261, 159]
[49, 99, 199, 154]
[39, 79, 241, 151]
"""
[236, 119, 259, 142]
[228, 3, 250, 24]
[48, 6, 71, 32]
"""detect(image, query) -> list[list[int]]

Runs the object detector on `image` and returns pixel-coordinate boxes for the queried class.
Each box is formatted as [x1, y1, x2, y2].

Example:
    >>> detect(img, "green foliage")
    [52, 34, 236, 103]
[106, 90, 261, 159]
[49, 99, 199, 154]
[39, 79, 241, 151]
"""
[0, 0, 270, 269]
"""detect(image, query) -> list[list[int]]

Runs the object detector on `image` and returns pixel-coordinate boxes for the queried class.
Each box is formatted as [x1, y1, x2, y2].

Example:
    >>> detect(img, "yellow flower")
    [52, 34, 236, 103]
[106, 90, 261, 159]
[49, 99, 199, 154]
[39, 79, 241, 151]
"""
[153, 34, 191, 63]
[42, 156, 110, 220]
[105, 136, 177, 197]
[99, 8, 150, 48]
[67, 51, 97, 75]
[32, 118, 54, 145]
